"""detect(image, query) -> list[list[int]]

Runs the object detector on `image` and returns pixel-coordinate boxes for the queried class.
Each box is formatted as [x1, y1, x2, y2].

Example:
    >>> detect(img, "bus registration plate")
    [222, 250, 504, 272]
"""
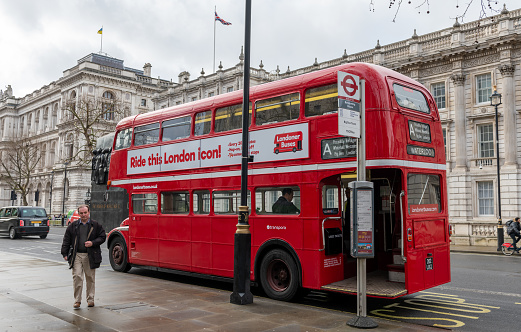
[425, 257, 433, 270]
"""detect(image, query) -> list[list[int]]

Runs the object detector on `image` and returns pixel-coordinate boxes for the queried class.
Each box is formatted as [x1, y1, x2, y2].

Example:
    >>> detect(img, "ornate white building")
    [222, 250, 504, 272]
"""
[0, 53, 169, 215]
[1, 7, 520, 245]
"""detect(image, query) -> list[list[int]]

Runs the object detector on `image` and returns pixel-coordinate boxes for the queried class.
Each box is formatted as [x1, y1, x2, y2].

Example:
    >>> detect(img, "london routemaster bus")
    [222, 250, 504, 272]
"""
[106, 62, 450, 301]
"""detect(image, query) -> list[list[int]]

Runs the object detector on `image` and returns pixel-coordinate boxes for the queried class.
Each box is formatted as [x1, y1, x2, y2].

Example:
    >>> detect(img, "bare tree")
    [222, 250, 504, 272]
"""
[370, 0, 509, 22]
[0, 138, 42, 206]
[61, 92, 125, 165]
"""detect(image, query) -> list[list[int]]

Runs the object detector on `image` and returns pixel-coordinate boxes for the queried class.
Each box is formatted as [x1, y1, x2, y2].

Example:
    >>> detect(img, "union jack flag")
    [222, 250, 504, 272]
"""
[215, 11, 232, 25]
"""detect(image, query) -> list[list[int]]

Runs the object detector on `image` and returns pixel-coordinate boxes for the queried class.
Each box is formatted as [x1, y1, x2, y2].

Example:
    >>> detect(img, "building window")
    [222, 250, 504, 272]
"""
[477, 181, 494, 216]
[476, 73, 492, 104]
[192, 97, 197, 102]
[141, 99, 147, 107]
[208, 92, 215, 97]
[227, 87, 234, 93]
[431, 82, 445, 109]
[102, 91, 115, 120]
[477, 124, 494, 158]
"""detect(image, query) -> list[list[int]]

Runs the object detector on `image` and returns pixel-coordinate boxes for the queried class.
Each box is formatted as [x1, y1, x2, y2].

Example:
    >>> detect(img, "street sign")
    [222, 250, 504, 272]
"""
[338, 72, 360, 102]
[338, 72, 361, 138]
[338, 108, 360, 138]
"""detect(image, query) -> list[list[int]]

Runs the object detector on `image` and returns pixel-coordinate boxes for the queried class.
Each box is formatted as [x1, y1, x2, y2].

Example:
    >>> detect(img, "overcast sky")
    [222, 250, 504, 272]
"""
[0, 0, 513, 98]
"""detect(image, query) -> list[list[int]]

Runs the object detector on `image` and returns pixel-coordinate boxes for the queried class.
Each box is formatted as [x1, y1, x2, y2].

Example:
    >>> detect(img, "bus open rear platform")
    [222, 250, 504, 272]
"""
[322, 271, 407, 298]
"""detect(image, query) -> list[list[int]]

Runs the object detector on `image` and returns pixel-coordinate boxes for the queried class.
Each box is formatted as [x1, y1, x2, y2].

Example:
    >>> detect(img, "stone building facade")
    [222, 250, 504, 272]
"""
[1, 7, 520, 245]
[0, 53, 169, 215]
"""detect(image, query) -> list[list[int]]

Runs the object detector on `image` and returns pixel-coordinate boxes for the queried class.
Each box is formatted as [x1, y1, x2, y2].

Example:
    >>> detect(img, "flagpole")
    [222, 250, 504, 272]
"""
[213, 6, 216, 73]
[100, 26, 103, 54]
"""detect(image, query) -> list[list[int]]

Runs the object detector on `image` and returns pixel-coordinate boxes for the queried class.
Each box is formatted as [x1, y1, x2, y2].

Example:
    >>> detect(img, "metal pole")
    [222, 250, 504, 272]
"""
[496, 104, 503, 250]
[50, 171, 54, 215]
[230, 0, 253, 305]
[213, 6, 216, 73]
[347, 80, 377, 328]
[61, 163, 68, 226]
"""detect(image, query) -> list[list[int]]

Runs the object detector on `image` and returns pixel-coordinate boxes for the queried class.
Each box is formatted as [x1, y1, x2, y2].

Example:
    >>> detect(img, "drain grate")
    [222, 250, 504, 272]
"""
[103, 302, 157, 312]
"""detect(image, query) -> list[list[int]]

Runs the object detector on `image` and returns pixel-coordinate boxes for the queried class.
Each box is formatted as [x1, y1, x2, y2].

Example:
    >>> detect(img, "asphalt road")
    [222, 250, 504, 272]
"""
[1, 227, 520, 331]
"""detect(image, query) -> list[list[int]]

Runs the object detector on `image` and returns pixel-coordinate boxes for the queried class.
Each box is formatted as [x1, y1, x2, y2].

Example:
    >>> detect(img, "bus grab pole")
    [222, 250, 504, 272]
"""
[230, 0, 253, 305]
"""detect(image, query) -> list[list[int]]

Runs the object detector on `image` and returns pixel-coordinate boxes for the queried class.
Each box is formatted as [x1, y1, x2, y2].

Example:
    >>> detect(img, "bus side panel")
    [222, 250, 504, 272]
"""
[299, 250, 321, 288]
[129, 215, 158, 265]
[211, 215, 237, 277]
[191, 215, 212, 274]
[158, 215, 191, 271]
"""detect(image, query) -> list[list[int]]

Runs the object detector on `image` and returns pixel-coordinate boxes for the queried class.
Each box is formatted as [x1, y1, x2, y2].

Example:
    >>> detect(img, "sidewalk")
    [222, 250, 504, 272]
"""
[0, 252, 440, 332]
[450, 244, 504, 255]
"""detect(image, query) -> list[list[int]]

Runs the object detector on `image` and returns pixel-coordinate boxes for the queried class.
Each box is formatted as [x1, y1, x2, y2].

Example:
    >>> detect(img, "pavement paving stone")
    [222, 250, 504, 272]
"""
[0, 250, 457, 331]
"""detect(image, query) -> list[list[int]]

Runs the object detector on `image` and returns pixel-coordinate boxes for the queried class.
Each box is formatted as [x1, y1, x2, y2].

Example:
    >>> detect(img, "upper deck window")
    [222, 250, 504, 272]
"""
[393, 84, 430, 114]
[215, 104, 251, 133]
[194, 111, 212, 136]
[162, 116, 191, 141]
[134, 123, 160, 146]
[305, 84, 338, 117]
[115, 128, 132, 150]
[255, 93, 300, 125]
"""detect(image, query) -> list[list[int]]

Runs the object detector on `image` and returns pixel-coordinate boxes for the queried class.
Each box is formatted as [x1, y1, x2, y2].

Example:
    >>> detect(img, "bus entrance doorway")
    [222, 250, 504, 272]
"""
[323, 169, 406, 298]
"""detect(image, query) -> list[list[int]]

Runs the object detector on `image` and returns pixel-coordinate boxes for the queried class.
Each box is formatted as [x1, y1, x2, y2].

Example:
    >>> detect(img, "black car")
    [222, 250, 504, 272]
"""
[0, 206, 50, 239]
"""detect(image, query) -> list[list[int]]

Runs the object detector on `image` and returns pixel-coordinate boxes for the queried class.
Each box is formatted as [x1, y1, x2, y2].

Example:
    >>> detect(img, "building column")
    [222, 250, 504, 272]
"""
[451, 73, 467, 169]
[499, 64, 516, 166]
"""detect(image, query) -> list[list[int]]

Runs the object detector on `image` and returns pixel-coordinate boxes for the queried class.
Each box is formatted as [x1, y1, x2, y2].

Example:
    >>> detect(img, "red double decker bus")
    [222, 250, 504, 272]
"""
[106, 62, 450, 301]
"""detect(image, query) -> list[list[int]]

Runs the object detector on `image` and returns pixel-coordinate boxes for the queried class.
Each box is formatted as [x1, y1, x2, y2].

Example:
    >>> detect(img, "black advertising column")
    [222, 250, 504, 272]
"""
[230, 0, 253, 305]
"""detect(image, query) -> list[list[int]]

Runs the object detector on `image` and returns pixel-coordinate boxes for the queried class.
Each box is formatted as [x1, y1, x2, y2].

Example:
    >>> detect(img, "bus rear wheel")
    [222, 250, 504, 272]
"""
[109, 238, 131, 272]
[260, 249, 299, 301]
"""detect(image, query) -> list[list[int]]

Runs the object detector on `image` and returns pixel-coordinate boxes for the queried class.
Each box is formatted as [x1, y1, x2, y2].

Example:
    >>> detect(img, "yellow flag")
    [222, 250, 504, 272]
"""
[97, 28, 103, 35]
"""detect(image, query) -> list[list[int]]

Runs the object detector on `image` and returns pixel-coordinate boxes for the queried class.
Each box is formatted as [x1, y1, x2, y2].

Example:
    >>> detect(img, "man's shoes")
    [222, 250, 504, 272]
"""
[73, 302, 81, 309]
[88, 302, 94, 307]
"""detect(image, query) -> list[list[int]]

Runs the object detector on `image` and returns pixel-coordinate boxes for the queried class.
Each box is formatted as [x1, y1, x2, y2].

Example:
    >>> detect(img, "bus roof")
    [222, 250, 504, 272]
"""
[115, 62, 431, 131]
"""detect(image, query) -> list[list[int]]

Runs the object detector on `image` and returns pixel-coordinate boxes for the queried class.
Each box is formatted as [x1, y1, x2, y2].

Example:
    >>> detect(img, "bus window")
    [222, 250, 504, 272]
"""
[162, 116, 191, 141]
[255, 93, 300, 125]
[161, 191, 189, 214]
[215, 104, 251, 133]
[322, 185, 339, 215]
[115, 128, 132, 150]
[255, 187, 300, 214]
[213, 190, 250, 214]
[305, 84, 338, 117]
[134, 123, 160, 146]
[407, 174, 441, 214]
[393, 84, 430, 114]
[194, 111, 212, 136]
[193, 190, 210, 214]
[132, 193, 158, 214]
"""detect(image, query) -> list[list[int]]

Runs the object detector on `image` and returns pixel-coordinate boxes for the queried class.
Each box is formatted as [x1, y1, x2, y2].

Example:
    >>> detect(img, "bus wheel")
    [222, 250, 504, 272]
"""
[275, 149, 279, 154]
[109, 238, 131, 272]
[292, 147, 296, 152]
[260, 249, 299, 301]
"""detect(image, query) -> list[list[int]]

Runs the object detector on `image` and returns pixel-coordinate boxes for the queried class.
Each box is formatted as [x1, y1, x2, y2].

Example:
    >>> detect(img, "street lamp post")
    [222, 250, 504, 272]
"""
[490, 86, 502, 251]
[61, 162, 69, 227]
[49, 170, 54, 215]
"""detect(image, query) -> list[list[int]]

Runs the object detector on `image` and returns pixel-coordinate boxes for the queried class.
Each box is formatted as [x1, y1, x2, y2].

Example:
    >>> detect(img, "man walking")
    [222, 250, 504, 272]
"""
[61, 204, 106, 308]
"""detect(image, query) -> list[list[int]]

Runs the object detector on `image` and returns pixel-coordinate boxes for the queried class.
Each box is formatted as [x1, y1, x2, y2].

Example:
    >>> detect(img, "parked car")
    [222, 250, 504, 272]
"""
[0, 206, 50, 239]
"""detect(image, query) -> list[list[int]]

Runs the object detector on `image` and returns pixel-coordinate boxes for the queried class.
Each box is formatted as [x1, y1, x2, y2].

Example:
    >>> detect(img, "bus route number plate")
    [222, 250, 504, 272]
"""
[425, 257, 433, 271]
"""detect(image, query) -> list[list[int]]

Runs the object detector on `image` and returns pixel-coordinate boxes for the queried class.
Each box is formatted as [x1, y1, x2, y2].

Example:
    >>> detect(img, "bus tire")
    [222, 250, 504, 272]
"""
[260, 249, 299, 301]
[109, 237, 131, 272]
[39, 234, 47, 239]
[275, 149, 279, 154]
[292, 147, 296, 152]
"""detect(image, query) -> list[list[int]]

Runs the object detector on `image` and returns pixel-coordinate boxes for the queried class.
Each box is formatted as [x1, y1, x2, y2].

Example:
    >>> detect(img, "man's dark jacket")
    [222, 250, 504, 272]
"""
[61, 219, 106, 269]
